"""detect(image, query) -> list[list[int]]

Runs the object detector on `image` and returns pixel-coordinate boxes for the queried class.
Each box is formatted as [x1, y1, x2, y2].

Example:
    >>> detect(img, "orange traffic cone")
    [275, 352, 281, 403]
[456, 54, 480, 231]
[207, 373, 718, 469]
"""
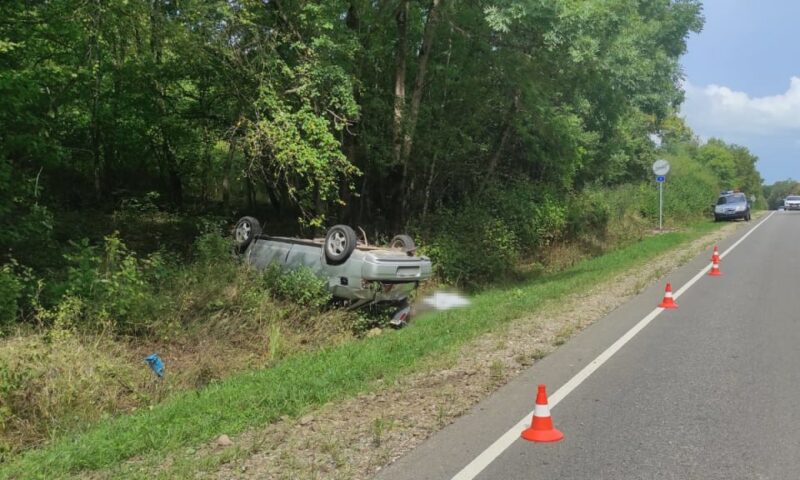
[658, 282, 678, 309]
[521, 384, 564, 443]
[711, 245, 720, 263]
[709, 257, 722, 276]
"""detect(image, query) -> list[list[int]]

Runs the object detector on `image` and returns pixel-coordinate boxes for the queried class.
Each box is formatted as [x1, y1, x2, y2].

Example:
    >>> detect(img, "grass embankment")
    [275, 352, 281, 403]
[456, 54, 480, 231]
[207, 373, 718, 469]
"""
[1, 220, 724, 479]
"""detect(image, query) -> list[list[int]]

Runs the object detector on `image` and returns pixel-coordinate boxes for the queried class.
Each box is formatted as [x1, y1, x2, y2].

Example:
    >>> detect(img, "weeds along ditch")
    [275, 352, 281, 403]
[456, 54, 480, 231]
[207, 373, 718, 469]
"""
[0, 217, 358, 458]
[0, 179, 721, 468]
[0, 218, 726, 478]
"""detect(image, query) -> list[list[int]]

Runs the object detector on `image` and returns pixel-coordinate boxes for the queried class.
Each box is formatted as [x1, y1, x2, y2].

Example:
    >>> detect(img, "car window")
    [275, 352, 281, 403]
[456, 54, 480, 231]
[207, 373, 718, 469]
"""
[787, 196, 800, 201]
[718, 194, 745, 205]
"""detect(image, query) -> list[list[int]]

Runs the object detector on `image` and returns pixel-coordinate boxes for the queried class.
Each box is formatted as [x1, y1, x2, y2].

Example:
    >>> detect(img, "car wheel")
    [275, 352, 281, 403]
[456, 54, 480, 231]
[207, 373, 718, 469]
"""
[746, 212, 751, 221]
[390, 234, 416, 254]
[233, 216, 261, 252]
[714, 216, 720, 222]
[324, 225, 357, 264]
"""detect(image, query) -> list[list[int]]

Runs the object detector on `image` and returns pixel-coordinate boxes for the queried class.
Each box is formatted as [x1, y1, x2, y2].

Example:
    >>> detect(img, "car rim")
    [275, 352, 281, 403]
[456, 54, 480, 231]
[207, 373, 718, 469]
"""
[327, 231, 346, 256]
[235, 222, 251, 243]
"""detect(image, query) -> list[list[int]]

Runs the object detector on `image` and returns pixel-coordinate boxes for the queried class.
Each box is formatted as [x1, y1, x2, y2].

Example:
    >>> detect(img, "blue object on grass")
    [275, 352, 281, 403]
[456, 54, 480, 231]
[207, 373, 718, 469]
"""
[145, 353, 165, 377]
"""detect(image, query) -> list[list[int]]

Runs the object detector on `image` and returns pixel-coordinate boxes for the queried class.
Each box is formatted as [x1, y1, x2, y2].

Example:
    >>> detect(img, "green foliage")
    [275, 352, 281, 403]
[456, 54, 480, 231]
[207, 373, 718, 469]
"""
[117, 192, 162, 216]
[349, 311, 389, 336]
[0, 158, 55, 269]
[262, 265, 332, 310]
[0, 0, 710, 229]
[661, 155, 719, 220]
[566, 189, 612, 241]
[422, 182, 568, 285]
[0, 0, 744, 289]
[423, 206, 519, 286]
[764, 179, 799, 209]
[695, 139, 764, 203]
[486, 182, 568, 252]
[49, 234, 166, 333]
[193, 231, 233, 265]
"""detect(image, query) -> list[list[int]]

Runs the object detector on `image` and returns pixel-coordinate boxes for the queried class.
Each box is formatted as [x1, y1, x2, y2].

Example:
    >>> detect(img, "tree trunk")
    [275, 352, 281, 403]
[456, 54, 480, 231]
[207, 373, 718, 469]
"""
[246, 176, 255, 210]
[106, 41, 123, 197]
[357, 168, 368, 226]
[265, 182, 281, 213]
[149, 0, 183, 206]
[392, 1, 409, 169]
[90, 0, 103, 201]
[421, 152, 437, 222]
[399, 0, 445, 221]
[483, 91, 520, 190]
[222, 139, 236, 209]
[163, 139, 183, 206]
[401, 0, 444, 164]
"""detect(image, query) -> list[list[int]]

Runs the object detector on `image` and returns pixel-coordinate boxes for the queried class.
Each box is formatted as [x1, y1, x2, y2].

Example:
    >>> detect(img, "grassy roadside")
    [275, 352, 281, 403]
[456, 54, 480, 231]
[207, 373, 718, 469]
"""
[1, 220, 726, 479]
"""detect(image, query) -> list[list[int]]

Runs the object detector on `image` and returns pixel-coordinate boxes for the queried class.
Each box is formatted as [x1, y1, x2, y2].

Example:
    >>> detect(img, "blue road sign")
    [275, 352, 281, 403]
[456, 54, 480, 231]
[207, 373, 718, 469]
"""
[656, 175, 666, 183]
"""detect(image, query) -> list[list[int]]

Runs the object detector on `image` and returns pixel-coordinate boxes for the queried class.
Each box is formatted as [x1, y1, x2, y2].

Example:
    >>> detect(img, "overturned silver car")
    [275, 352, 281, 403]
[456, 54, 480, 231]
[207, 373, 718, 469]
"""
[232, 217, 433, 325]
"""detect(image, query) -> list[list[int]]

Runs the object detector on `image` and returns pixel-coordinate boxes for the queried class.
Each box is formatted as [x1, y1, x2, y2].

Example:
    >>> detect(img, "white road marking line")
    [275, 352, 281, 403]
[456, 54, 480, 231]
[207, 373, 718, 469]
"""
[717, 212, 775, 261]
[450, 211, 776, 480]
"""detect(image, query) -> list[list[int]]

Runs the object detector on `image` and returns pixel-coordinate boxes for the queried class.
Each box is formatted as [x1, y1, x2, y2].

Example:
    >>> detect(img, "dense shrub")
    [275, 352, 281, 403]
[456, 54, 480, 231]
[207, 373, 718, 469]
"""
[194, 230, 233, 265]
[46, 234, 168, 333]
[418, 153, 723, 286]
[565, 189, 612, 241]
[263, 265, 332, 310]
[662, 155, 719, 220]
[421, 206, 516, 285]
[484, 182, 567, 251]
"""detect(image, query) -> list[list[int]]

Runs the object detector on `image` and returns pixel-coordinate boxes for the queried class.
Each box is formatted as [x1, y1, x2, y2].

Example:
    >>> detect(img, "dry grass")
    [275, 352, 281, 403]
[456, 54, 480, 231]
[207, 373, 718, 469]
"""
[0, 265, 355, 458]
[0, 329, 146, 456]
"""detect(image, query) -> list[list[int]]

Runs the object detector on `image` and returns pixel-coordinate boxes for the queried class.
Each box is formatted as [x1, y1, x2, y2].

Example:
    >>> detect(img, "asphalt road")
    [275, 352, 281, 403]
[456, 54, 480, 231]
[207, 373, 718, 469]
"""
[377, 211, 800, 480]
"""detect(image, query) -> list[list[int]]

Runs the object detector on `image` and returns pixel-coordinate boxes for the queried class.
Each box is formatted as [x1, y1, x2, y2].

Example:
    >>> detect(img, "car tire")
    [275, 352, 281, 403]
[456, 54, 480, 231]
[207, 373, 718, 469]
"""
[714, 215, 720, 222]
[390, 234, 416, 254]
[746, 212, 751, 221]
[233, 216, 261, 252]
[324, 225, 357, 265]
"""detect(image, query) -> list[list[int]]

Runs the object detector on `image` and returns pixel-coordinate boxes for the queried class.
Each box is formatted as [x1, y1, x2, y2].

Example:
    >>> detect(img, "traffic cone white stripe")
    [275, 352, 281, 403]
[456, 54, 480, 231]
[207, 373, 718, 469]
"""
[534, 404, 550, 417]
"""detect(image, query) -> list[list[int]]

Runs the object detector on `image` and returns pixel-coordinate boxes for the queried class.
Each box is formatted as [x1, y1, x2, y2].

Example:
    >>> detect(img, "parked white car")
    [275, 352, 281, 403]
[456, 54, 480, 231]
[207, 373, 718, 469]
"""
[784, 196, 800, 211]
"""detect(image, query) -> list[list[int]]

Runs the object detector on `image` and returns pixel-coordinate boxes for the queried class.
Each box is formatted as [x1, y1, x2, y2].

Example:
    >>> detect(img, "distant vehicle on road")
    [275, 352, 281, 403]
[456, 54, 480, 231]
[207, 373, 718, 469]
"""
[784, 196, 800, 211]
[714, 192, 751, 222]
[232, 217, 433, 326]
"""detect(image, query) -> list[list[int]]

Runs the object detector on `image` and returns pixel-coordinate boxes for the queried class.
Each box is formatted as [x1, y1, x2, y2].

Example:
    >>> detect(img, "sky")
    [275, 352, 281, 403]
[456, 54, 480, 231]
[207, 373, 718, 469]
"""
[680, 0, 800, 184]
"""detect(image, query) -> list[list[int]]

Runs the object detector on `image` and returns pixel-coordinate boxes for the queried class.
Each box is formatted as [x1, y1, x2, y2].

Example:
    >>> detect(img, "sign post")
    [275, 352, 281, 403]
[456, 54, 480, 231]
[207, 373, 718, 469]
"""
[652, 160, 671, 231]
